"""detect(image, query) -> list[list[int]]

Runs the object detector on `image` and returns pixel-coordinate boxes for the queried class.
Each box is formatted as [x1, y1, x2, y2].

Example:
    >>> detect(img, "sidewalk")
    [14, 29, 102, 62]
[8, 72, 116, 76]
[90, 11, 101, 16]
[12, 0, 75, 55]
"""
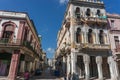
[0, 76, 7, 80]
[0, 76, 24, 80]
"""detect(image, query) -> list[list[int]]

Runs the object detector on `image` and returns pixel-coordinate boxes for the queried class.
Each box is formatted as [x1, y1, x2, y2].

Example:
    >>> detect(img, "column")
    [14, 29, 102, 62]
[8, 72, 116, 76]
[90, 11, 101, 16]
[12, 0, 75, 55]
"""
[67, 55, 71, 80]
[62, 56, 66, 74]
[71, 52, 76, 74]
[96, 56, 103, 80]
[8, 50, 20, 80]
[83, 26, 88, 43]
[67, 55, 70, 75]
[17, 21, 25, 40]
[95, 28, 99, 44]
[20, 61, 25, 73]
[83, 55, 90, 80]
[36, 61, 40, 69]
[70, 4, 76, 49]
[32, 61, 36, 71]
[113, 61, 119, 80]
[108, 56, 117, 80]
[29, 62, 33, 72]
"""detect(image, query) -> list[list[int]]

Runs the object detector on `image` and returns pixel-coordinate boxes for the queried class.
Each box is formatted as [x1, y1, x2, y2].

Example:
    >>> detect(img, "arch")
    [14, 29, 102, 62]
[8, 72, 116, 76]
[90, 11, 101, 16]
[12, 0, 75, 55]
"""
[76, 28, 82, 43]
[88, 29, 93, 43]
[96, 9, 101, 17]
[75, 7, 80, 18]
[2, 21, 17, 28]
[1, 21, 16, 41]
[86, 8, 91, 17]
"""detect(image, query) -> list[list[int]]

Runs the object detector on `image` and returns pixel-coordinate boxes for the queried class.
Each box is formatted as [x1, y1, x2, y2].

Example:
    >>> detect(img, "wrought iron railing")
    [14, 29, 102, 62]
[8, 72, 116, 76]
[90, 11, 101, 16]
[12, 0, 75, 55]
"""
[0, 38, 38, 54]
[77, 43, 110, 50]
[0, 38, 21, 45]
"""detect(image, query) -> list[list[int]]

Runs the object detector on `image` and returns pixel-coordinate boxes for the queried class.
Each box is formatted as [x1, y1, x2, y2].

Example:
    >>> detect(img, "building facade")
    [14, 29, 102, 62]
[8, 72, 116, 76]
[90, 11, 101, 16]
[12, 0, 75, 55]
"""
[0, 11, 42, 80]
[55, 0, 118, 80]
[107, 13, 120, 79]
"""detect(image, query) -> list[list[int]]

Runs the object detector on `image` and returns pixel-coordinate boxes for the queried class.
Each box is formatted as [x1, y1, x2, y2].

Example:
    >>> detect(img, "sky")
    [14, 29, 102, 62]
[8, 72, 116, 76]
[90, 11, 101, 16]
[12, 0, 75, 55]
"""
[0, 0, 119, 58]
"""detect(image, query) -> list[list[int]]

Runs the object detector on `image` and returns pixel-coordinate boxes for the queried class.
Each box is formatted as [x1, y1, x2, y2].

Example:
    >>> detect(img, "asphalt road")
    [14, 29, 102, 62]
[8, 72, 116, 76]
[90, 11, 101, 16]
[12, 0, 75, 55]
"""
[29, 67, 63, 80]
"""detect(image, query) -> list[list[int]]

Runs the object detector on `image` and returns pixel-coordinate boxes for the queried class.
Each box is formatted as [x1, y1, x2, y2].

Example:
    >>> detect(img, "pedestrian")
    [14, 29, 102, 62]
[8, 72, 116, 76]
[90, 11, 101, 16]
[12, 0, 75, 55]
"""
[68, 72, 71, 80]
[24, 71, 30, 80]
[64, 73, 67, 80]
[72, 72, 76, 80]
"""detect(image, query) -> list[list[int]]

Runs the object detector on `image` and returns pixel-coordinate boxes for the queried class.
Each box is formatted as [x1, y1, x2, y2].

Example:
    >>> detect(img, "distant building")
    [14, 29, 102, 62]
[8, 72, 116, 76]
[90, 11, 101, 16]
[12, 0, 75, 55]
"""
[108, 13, 120, 79]
[0, 11, 42, 80]
[48, 58, 54, 68]
[39, 51, 47, 70]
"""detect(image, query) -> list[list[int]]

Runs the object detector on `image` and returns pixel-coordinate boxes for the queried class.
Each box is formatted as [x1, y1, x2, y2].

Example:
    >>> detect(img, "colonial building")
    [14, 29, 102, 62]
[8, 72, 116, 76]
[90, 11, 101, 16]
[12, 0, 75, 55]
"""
[55, 0, 117, 80]
[107, 13, 120, 79]
[0, 11, 42, 80]
[39, 51, 47, 70]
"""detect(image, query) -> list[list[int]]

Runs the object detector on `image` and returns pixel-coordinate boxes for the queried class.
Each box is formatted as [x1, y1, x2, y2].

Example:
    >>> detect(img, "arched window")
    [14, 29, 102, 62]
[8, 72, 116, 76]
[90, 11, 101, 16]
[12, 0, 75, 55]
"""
[96, 10, 101, 17]
[99, 30, 104, 44]
[86, 8, 91, 17]
[76, 28, 82, 43]
[88, 29, 93, 43]
[75, 7, 80, 19]
[2, 24, 14, 39]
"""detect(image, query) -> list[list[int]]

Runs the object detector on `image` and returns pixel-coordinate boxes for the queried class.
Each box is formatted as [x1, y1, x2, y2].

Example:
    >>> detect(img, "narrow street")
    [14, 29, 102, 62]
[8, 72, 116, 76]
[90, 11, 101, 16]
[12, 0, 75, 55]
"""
[30, 67, 63, 80]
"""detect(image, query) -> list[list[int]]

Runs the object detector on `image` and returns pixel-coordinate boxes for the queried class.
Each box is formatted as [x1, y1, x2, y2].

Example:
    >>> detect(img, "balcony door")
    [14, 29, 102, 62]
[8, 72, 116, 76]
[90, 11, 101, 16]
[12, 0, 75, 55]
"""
[2, 24, 14, 42]
[2, 31, 13, 39]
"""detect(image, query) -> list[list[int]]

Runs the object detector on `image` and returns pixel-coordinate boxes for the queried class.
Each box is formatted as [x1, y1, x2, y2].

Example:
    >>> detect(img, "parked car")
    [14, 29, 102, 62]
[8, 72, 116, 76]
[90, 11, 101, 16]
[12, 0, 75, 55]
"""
[54, 70, 60, 77]
[35, 69, 42, 76]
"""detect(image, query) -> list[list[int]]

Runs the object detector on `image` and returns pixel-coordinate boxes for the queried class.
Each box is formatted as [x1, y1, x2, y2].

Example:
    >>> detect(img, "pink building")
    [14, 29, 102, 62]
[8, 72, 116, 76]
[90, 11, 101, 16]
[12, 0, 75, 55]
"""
[107, 13, 120, 79]
[0, 11, 42, 80]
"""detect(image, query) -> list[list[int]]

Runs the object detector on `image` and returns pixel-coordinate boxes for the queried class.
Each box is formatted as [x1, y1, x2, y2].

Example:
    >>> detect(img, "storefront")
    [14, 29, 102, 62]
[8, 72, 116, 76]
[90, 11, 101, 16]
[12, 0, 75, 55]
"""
[0, 53, 11, 76]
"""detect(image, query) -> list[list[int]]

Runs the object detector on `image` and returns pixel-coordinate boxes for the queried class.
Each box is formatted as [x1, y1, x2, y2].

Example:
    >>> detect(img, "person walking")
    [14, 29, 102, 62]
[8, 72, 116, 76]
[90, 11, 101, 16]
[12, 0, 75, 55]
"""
[24, 71, 30, 80]
[68, 72, 71, 80]
[64, 73, 67, 80]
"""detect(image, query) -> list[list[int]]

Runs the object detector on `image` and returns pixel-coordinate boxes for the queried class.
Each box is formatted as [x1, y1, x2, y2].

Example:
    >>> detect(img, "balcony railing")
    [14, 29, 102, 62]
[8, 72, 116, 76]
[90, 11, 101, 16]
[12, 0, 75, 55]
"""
[77, 43, 110, 50]
[0, 38, 21, 45]
[0, 38, 38, 55]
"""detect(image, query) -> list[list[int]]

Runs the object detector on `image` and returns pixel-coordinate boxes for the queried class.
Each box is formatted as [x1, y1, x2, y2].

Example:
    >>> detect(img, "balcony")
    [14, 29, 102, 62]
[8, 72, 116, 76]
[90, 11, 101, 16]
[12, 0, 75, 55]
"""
[0, 38, 38, 55]
[76, 16, 107, 25]
[0, 38, 21, 46]
[76, 43, 110, 51]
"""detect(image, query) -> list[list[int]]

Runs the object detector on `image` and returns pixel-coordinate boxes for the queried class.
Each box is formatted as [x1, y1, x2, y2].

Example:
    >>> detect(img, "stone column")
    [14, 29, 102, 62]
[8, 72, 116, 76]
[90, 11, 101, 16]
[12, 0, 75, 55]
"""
[70, 4, 76, 49]
[67, 55, 71, 80]
[108, 56, 117, 80]
[95, 28, 99, 44]
[27, 62, 30, 72]
[67, 55, 70, 74]
[114, 61, 120, 79]
[32, 61, 36, 71]
[8, 50, 20, 80]
[62, 56, 66, 74]
[20, 61, 25, 73]
[17, 21, 25, 40]
[71, 51, 76, 74]
[83, 55, 90, 80]
[96, 56, 103, 80]
[83, 25, 88, 43]
[29, 62, 33, 72]
[36, 61, 40, 69]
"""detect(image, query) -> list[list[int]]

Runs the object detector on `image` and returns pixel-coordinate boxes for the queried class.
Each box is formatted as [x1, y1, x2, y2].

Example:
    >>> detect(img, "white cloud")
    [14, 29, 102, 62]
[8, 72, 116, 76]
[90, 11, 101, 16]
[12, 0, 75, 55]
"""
[46, 47, 55, 54]
[59, 0, 69, 4]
